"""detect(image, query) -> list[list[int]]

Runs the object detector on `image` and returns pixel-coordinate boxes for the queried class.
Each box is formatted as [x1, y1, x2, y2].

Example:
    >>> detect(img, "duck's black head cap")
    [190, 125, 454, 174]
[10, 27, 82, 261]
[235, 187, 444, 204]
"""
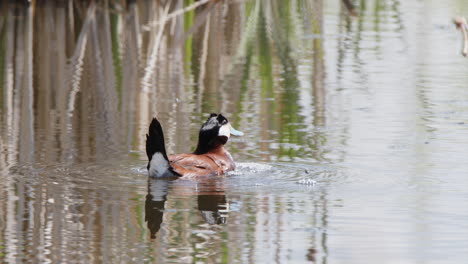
[193, 113, 229, 154]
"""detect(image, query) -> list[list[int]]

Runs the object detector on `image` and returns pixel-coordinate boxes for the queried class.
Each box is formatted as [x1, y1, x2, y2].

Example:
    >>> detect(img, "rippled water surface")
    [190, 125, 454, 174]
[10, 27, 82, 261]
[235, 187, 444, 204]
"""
[1, 0, 468, 263]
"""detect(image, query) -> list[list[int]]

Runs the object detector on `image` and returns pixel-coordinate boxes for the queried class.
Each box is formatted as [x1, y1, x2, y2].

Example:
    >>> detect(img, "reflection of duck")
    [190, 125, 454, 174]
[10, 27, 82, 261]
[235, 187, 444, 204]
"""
[145, 178, 229, 239]
[145, 179, 170, 239]
[198, 194, 228, 225]
[146, 113, 243, 177]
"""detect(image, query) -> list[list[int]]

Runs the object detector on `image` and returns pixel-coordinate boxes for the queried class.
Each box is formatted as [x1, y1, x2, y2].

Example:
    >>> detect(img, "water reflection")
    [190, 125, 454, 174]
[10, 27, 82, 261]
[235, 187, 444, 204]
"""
[145, 179, 170, 239]
[2, 0, 468, 263]
[146, 177, 228, 239]
[198, 193, 228, 225]
[0, 0, 339, 167]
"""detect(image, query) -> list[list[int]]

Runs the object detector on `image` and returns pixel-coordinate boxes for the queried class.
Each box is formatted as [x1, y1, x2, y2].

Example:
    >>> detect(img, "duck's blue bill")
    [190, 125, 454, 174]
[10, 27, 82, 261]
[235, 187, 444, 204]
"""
[230, 125, 244, 136]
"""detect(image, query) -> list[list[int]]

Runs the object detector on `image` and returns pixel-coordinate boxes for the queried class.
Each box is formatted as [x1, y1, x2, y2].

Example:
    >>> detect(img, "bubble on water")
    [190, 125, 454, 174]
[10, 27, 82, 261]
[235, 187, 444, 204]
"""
[131, 166, 147, 174]
[297, 179, 317, 186]
[227, 170, 243, 176]
[236, 162, 273, 172]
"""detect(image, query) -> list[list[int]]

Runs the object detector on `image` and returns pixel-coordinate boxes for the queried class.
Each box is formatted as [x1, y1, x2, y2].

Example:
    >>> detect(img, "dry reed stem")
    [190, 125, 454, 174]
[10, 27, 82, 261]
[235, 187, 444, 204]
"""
[141, 2, 171, 91]
[142, 0, 212, 31]
[67, 3, 96, 115]
[454, 16, 468, 57]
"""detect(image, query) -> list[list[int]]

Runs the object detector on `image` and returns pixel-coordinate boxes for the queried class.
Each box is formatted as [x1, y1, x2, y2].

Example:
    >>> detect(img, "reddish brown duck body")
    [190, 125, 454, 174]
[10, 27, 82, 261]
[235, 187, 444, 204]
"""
[146, 113, 243, 177]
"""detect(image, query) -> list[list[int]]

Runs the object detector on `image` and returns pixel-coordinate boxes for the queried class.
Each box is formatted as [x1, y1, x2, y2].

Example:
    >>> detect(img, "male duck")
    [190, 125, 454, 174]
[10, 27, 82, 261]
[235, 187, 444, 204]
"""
[146, 113, 243, 177]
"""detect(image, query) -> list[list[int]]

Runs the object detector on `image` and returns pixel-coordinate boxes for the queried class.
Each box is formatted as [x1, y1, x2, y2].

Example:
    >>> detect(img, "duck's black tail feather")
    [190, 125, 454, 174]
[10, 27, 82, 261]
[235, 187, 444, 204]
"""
[146, 118, 179, 177]
[146, 118, 168, 162]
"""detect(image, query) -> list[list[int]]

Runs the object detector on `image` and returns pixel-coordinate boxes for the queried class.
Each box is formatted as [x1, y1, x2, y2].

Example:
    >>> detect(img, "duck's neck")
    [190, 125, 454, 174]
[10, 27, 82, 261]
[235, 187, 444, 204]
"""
[194, 137, 227, 155]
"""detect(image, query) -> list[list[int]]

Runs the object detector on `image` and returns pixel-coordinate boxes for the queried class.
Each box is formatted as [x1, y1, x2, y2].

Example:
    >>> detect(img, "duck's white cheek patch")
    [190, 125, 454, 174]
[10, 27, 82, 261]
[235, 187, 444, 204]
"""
[218, 124, 231, 138]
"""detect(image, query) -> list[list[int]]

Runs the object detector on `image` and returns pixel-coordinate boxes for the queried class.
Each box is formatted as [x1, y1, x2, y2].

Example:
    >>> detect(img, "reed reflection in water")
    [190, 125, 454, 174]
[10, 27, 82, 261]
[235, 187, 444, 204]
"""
[0, 0, 331, 262]
[1, 0, 468, 263]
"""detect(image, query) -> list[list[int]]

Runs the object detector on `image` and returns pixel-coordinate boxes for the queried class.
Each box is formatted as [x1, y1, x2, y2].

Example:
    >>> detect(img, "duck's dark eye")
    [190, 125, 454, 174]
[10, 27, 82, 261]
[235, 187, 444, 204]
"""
[217, 114, 227, 125]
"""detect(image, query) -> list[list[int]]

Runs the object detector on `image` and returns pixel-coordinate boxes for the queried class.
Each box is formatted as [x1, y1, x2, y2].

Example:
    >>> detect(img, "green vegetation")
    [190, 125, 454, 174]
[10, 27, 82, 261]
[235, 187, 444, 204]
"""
[110, 9, 123, 110]
[0, 17, 6, 111]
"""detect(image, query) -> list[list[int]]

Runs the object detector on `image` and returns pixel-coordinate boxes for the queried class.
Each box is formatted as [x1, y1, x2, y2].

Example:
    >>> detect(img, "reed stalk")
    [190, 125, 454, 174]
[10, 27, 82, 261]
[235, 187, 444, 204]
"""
[454, 17, 468, 57]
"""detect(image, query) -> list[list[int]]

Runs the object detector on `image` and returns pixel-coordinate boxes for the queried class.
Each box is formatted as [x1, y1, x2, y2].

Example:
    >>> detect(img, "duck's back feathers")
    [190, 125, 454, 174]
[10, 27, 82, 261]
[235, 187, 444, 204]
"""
[168, 154, 222, 177]
[169, 149, 235, 177]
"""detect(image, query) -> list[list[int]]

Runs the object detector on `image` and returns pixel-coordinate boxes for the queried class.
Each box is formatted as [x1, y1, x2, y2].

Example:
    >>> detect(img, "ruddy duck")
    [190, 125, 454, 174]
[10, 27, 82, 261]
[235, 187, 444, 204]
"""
[146, 113, 243, 177]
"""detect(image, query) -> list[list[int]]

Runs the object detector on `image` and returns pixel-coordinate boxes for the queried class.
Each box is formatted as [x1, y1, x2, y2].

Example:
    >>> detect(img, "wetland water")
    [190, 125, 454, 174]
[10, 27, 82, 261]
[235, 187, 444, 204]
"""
[1, 0, 468, 263]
